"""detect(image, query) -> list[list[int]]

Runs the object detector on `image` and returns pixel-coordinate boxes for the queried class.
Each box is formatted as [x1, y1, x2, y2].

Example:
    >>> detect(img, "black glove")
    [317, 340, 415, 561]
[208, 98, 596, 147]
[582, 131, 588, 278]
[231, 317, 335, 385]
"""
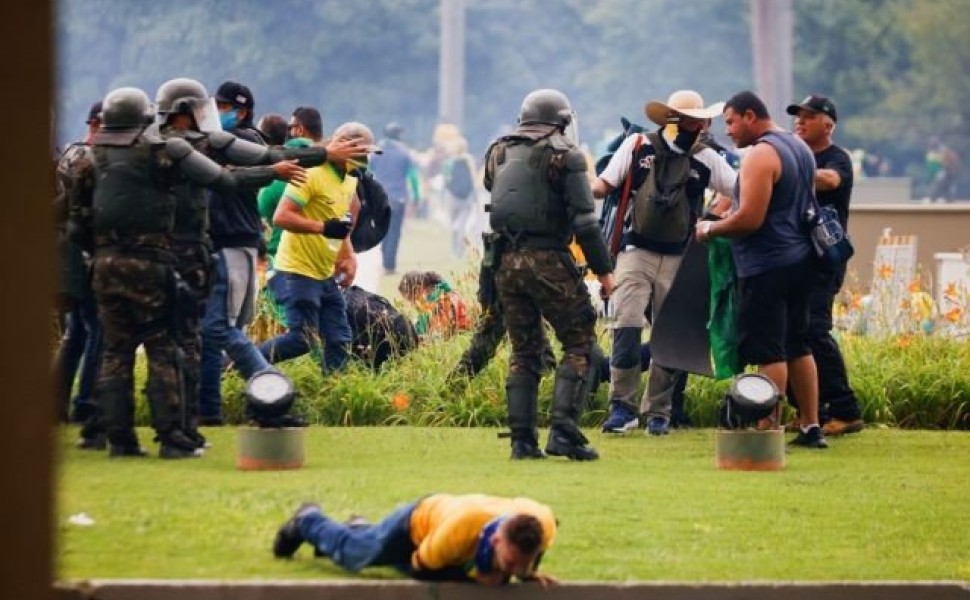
[321, 217, 352, 239]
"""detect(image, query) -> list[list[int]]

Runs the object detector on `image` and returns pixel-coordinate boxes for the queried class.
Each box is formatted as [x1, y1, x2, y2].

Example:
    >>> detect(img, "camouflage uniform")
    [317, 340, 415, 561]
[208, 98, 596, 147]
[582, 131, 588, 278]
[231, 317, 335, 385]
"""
[67, 138, 185, 453]
[486, 90, 614, 461]
[68, 85, 287, 456]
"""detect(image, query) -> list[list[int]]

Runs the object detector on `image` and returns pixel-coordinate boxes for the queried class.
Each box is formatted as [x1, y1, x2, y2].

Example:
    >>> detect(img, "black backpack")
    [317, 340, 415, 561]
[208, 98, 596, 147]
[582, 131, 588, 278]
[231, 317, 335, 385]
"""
[629, 131, 707, 245]
[445, 156, 475, 199]
[344, 286, 418, 370]
[351, 170, 392, 252]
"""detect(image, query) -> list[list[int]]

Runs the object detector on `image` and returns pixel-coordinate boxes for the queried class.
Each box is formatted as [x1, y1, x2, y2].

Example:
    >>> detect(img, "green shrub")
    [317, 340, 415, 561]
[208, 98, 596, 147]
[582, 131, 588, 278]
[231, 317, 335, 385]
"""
[130, 328, 970, 430]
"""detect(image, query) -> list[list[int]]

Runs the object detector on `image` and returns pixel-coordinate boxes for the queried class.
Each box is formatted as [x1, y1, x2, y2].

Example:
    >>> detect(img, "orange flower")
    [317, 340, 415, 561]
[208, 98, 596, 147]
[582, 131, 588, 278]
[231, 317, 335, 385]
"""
[877, 264, 894, 280]
[895, 335, 912, 348]
[944, 282, 959, 299]
[944, 307, 963, 323]
[908, 279, 922, 293]
[392, 392, 410, 411]
[849, 293, 863, 310]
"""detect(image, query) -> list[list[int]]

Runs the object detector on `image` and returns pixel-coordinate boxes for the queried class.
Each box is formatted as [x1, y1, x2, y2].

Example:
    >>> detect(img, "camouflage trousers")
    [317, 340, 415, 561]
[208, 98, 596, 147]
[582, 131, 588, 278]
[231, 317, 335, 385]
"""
[494, 248, 596, 377]
[91, 253, 181, 442]
[172, 241, 212, 431]
[495, 248, 598, 439]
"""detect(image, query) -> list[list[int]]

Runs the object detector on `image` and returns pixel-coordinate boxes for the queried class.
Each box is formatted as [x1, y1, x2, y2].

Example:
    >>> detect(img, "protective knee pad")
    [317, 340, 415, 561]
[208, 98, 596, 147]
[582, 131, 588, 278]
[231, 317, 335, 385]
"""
[610, 327, 642, 369]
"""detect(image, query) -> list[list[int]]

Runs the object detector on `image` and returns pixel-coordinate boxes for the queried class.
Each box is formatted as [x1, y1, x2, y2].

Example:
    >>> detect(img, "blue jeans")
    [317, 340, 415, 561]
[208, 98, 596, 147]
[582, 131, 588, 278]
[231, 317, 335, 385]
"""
[259, 272, 351, 372]
[381, 198, 407, 272]
[300, 501, 418, 573]
[199, 253, 270, 418]
[54, 295, 101, 419]
[265, 270, 288, 305]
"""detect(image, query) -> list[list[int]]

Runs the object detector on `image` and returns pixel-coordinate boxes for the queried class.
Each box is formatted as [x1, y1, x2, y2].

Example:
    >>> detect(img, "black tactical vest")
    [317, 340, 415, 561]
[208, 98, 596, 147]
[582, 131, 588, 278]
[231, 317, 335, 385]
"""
[489, 138, 567, 245]
[91, 138, 176, 247]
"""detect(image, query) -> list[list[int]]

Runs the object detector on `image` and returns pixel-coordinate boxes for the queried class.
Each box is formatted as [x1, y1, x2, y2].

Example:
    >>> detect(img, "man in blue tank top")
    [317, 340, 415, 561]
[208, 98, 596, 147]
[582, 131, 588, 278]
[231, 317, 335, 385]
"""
[694, 91, 827, 449]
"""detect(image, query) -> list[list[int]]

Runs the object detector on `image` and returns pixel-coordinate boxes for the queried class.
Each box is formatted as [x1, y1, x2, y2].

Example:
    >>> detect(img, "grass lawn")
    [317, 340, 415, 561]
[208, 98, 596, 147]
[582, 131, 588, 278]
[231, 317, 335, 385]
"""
[56, 426, 970, 582]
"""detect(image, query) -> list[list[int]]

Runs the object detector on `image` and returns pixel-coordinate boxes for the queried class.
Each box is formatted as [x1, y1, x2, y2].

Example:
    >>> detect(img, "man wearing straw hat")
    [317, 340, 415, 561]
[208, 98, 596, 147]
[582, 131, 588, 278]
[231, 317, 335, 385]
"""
[593, 90, 736, 436]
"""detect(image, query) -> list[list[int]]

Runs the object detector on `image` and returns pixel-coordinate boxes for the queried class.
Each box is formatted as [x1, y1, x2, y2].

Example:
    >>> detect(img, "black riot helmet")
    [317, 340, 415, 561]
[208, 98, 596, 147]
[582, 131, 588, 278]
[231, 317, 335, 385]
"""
[156, 78, 207, 116]
[155, 77, 221, 131]
[518, 88, 574, 129]
[93, 87, 155, 145]
[100, 87, 154, 131]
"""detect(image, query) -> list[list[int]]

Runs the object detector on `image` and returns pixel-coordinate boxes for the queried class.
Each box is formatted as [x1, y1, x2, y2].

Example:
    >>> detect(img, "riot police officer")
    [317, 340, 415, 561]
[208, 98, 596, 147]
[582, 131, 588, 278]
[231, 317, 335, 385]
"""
[151, 78, 364, 443]
[486, 89, 615, 460]
[67, 86, 301, 458]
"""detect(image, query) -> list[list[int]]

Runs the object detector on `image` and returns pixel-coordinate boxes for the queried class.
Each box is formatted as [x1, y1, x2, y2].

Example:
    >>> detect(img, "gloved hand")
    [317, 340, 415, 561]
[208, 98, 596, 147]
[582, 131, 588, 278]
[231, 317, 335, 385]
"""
[321, 216, 352, 239]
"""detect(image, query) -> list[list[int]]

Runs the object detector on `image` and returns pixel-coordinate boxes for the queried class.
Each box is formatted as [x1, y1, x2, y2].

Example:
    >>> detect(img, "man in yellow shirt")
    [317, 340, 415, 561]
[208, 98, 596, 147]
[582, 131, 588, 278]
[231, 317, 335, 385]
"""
[273, 493, 558, 586]
[259, 122, 377, 371]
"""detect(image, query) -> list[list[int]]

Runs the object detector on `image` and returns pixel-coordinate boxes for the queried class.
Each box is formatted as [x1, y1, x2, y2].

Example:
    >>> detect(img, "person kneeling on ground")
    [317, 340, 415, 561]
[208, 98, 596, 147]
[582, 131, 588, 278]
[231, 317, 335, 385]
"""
[398, 271, 472, 340]
[273, 493, 558, 586]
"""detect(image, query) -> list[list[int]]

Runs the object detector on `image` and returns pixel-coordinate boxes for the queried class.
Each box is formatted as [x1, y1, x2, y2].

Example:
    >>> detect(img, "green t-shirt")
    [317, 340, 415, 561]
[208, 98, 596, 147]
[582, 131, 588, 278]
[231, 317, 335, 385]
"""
[258, 137, 312, 265]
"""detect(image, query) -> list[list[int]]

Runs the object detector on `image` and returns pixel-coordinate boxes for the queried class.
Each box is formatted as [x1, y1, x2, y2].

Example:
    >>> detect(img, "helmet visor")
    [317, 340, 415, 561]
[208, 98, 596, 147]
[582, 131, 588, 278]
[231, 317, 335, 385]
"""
[192, 97, 223, 133]
[563, 111, 580, 146]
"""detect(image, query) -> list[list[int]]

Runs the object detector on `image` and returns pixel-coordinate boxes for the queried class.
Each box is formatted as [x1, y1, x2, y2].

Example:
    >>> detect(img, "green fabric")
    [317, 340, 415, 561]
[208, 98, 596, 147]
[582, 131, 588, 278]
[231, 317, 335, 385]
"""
[707, 237, 741, 379]
[258, 137, 312, 264]
[414, 281, 453, 335]
[406, 165, 422, 202]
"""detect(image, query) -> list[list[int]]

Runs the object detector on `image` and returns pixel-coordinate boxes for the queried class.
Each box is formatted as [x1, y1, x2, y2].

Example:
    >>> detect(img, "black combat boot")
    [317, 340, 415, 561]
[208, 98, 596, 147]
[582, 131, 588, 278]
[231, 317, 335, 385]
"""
[545, 426, 599, 461]
[77, 417, 107, 450]
[545, 362, 599, 461]
[156, 429, 203, 459]
[510, 430, 546, 460]
[108, 430, 148, 457]
[505, 371, 545, 460]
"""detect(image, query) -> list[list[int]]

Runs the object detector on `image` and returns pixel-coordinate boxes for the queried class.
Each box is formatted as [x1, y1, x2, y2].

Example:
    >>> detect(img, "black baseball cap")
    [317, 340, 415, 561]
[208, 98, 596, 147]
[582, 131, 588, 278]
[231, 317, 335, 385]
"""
[85, 101, 103, 124]
[786, 95, 837, 123]
[214, 81, 254, 110]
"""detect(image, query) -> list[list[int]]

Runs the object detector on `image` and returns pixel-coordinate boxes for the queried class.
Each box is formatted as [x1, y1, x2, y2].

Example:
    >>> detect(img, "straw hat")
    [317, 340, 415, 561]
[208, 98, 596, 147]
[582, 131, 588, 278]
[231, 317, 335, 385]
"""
[645, 90, 725, 126]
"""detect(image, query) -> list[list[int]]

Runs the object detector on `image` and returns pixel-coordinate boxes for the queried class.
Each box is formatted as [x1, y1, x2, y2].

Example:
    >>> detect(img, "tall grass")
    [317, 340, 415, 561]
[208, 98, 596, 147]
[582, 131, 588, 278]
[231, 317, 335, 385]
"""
[123, 215, 970, 430]
[129, 325, 970, 430]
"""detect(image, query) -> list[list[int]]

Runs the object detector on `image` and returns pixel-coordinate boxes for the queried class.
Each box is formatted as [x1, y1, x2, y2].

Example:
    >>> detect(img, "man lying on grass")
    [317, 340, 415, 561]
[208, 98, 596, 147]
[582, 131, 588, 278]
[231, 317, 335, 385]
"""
[273, 493, 558, 585]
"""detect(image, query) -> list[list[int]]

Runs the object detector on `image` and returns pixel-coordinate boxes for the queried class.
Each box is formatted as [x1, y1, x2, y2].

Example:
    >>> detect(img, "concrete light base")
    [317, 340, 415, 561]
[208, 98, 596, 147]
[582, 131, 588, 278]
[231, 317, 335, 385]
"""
[715, 428, 785, 471]
[236, 426, 305, 471]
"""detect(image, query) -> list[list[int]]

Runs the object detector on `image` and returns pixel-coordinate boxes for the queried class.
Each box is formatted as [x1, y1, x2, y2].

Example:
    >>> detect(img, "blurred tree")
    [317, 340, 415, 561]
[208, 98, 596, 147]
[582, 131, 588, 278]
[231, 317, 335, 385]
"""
[54, 0, 967, 192]
[894, 0, 970, 185]
[792, 0, 914, 167]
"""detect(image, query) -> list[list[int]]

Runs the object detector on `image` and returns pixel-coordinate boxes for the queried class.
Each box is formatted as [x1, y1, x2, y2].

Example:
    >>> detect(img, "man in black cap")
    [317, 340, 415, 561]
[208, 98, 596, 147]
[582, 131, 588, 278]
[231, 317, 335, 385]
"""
[214, 81, 257, 135]
[786, 95, 864, 436]
[199, 80, 274, 425]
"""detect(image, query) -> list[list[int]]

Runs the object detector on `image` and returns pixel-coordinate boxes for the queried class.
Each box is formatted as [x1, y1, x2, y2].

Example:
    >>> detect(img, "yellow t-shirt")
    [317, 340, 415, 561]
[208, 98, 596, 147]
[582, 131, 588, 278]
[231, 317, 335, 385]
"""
[274, 164, 357, 281]
[408, 494, 556, 573]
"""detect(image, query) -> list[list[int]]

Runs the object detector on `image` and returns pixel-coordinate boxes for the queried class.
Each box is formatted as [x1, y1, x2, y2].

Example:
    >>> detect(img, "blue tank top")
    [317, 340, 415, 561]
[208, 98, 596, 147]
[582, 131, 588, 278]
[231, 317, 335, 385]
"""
[731, 130, 814, 277]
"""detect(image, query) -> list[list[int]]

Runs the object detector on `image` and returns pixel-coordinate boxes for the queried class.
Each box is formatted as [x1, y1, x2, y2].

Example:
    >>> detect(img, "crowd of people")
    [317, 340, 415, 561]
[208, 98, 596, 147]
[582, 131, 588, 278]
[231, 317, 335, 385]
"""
[52, 76, 874, 583]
